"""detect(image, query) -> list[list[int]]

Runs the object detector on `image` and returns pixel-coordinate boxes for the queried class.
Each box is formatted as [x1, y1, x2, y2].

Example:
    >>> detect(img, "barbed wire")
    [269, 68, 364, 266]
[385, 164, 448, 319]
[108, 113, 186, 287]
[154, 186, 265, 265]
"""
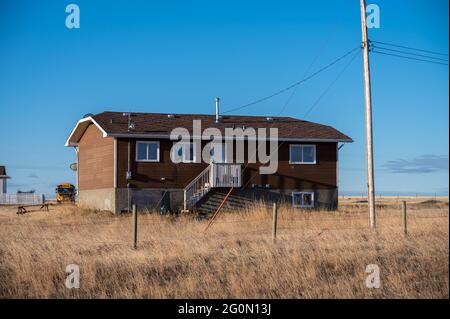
[2, 216, 448, 244]
[1, 212, 448, 228]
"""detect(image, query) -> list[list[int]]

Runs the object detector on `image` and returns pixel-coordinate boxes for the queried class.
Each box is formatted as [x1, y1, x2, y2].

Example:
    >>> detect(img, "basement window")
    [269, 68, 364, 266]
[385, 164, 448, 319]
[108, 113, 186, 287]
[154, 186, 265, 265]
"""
[136, 141, 160, 162]
[289, 144, 316, 164]
[292, 192, 315, 208]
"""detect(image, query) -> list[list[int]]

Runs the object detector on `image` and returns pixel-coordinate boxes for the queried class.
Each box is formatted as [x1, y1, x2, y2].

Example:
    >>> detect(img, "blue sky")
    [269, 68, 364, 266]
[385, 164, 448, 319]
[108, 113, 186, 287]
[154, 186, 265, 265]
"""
[0, 0, 448, 197]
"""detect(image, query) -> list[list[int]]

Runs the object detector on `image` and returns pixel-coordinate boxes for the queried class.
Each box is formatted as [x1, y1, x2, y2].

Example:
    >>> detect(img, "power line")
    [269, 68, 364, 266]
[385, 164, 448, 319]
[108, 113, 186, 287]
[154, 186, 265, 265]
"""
[205, 47, 363, 231]
[205, 47, 363, 232]
[370, 40, 449, 57]
[303, 49, 361, 119]
[277, 31, 341, 117]
[205, 39, 447, 230]
[221, 46, 361, 114]
[277, 44, 325, 116]
[211, 48, 356, 211]
[370, 45, 449, 62]
[371, 50, 449, 66]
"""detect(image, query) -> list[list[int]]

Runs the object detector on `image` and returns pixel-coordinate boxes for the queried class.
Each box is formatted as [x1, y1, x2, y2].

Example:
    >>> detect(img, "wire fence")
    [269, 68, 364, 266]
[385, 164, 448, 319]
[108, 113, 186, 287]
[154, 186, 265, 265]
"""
[0, 193, 45, 205]
[1, 212, 448, 228]
[2, 214, 448, 251]
[1, 196, 448, 251]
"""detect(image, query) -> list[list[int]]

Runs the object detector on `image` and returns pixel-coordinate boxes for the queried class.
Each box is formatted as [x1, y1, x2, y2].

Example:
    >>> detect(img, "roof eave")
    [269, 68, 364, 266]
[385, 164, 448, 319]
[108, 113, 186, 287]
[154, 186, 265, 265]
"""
[65, 116, 109, 147]
[108, 132, 353, 142]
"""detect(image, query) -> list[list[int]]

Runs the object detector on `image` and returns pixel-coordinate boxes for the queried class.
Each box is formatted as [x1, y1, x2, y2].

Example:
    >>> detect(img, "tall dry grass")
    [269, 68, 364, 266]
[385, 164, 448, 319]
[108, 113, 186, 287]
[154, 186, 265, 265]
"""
[0, 198, 448, 298]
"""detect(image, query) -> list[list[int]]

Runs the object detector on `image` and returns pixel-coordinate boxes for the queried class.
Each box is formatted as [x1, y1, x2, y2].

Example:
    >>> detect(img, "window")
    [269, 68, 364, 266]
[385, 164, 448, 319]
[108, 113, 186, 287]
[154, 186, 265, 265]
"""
[171, 142, 197, 163]
[292, 192, 315, 208]
[136, 141, 160, 162]
[289, 144, 316, 164]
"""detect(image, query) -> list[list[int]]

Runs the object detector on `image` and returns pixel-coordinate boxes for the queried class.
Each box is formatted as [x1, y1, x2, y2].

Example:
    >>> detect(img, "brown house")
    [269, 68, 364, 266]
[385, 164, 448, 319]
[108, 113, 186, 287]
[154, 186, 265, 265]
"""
[65, 111, 352, 214]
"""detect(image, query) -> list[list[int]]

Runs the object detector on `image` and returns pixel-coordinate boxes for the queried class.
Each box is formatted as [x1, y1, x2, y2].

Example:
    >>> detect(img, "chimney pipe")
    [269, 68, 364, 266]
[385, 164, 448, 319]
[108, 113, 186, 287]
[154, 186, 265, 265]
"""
[215, 97, 220, 123]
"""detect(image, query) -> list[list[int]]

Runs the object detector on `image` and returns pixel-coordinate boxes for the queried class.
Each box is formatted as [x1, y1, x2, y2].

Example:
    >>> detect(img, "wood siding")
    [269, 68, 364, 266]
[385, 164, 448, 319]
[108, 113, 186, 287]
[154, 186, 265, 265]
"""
[116, 139, 337, 190]
[117, 139, 207, 189]
[78, 124, 114, 190]
[242, 142, 337, 190]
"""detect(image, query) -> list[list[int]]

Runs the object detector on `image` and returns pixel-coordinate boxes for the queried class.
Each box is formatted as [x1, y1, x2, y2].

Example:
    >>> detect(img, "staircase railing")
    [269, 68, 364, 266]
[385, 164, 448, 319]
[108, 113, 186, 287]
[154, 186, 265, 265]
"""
[183, 165, 212, 210]
[183, 163, 242, 211]
[210, 163, 242, 187]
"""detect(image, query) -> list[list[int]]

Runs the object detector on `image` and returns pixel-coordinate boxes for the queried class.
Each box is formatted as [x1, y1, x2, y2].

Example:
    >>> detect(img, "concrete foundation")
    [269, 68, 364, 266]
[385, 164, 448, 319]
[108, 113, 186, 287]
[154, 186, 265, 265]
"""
[115, 188, 184, 213]
[219, 188, 338, 210]
[78, 187, 338, 214]
[78, 188, 116, 212]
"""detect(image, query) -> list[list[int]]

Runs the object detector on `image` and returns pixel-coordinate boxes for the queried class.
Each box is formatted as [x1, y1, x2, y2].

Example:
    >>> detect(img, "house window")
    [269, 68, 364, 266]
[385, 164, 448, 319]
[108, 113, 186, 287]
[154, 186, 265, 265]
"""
[171, 142, 197, 163]
[289, 144, 316, 164]
[136, 141, 160, 162]
[292, 192, 315, 208]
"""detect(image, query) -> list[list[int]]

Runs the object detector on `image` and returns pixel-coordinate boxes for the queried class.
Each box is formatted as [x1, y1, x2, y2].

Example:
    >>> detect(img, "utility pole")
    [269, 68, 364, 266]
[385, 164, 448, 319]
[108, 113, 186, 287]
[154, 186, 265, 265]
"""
[359, 0, 376, 229]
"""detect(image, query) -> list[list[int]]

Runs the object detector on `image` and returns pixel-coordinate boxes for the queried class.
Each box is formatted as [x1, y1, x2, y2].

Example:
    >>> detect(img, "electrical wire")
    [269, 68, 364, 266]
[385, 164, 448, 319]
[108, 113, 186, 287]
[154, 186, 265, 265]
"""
[371, 45, 449, 62]
[370, 43, 449, 62]
[221, 46, 362, 114]
[205, 46, 362, 232]
[370, 40, 449, 56]
[371, 49, 449, 66]
[303, 48, 361, 119]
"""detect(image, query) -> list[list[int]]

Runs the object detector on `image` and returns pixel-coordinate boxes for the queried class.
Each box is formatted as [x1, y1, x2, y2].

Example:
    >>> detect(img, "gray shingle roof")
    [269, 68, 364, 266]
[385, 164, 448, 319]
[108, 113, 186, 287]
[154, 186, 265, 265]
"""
[91, 111, 352, 142]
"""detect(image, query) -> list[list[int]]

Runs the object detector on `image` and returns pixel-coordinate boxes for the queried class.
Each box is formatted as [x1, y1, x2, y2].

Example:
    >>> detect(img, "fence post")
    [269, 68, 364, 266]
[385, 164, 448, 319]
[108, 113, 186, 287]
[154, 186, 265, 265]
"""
[402, 201, 407, 238]
[272, 202, 278, 243]
[132, 204, 138, 249]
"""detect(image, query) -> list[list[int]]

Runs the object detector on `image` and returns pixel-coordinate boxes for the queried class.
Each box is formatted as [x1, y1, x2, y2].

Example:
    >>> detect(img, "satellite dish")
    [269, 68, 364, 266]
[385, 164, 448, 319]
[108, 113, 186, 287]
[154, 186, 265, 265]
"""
[69, 163, 78, 171]
[83, 113, 94, 118]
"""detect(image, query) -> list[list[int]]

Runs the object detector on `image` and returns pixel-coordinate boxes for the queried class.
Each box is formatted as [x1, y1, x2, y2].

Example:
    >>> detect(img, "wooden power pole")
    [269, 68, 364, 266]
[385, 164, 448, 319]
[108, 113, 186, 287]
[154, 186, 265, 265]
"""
[359, 0, 376, 228]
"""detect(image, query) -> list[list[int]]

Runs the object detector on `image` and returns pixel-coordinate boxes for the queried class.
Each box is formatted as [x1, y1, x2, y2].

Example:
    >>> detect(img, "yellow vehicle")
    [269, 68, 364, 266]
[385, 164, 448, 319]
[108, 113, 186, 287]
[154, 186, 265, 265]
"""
[55, 183, 76, 203]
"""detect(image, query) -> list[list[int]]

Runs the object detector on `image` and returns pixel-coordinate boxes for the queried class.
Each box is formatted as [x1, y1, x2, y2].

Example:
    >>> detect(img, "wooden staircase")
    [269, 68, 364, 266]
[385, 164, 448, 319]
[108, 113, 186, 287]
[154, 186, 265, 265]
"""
[193, 188, 257, 215]
[183, 163, 242, 211]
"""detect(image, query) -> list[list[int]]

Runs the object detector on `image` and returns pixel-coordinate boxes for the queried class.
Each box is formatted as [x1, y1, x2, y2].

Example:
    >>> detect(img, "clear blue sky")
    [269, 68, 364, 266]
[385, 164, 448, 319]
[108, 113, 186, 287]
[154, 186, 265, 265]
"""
[0, 0, 448, 197]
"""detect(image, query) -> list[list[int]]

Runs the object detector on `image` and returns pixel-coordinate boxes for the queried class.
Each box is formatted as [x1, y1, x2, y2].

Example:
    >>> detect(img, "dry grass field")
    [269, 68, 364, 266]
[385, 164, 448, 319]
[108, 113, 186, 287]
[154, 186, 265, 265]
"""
[0, 197, 448, 298]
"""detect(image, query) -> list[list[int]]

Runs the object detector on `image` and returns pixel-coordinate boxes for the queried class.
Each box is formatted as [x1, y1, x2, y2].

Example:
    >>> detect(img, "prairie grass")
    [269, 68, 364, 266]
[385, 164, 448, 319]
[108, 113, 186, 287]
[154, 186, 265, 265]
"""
[0, 197, 448, 298]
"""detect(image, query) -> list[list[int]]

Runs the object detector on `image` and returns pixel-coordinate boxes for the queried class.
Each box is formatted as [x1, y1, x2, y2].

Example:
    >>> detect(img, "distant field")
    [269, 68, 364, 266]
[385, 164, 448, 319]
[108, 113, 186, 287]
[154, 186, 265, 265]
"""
[0, 197, 448, 298]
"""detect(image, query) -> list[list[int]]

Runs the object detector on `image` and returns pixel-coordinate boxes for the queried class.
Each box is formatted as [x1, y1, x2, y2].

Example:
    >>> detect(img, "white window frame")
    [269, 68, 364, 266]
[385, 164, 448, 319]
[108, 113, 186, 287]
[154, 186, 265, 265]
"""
[136, 141, 160, 162]
[292, 191, 315, 208]
[289, 144, 316, 164]
[172, 142, 197, 163]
